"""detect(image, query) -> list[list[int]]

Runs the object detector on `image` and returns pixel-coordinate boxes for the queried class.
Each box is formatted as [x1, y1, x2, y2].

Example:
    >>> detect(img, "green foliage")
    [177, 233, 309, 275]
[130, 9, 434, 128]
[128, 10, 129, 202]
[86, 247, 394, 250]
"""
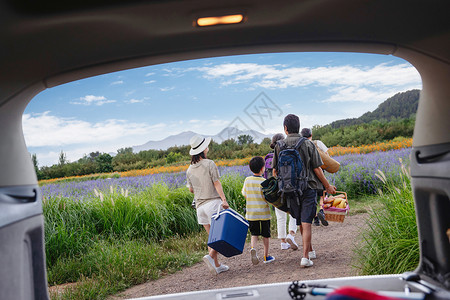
[43, 184, 200, 268]
[353, 167, 419, 275]
[312, 89, 418, 147]
[95, 153, 113, 173]
[116, 147, 133, 155]
[320, 89, 419, 129]
[237, 134, 254, 145]
[165, 151, 182, 164]
[31, 153, 41, 178]
[313, 118, 415, 147]
[48, 234, 207, 299]
[220, 174, 246, 214]
[58, 151, 68, 165]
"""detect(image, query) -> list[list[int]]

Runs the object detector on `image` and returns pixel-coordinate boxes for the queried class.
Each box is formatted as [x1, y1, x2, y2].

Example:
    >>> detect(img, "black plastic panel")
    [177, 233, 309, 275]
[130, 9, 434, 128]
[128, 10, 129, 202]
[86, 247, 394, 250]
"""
[411, 144, 450, 290]
[0, 185, 42, 228]
[0, 215, 49, 299]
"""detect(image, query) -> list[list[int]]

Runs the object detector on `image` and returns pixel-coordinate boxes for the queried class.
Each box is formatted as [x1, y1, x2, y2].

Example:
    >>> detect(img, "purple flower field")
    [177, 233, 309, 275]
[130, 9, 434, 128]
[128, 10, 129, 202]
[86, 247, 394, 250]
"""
[326, 148, 411, 195]
[40, 165, 252, 202]
[40, 149, 411, 201]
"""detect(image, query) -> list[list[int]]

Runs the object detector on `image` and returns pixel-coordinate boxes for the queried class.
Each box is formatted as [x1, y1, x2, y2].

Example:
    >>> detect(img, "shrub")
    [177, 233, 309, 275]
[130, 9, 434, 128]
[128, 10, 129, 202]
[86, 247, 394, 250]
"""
[353, 164, 419, 275]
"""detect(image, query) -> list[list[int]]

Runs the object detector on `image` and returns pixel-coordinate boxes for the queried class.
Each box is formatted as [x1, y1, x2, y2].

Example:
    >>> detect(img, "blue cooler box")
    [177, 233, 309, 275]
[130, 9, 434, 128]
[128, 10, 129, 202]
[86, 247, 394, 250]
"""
[207, 208, 249, 257]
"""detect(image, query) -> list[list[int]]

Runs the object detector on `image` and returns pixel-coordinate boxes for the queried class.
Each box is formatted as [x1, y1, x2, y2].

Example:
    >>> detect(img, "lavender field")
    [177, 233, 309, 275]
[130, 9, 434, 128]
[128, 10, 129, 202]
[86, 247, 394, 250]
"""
[326, 148, 411, 196]
[41, 148, 411, 201]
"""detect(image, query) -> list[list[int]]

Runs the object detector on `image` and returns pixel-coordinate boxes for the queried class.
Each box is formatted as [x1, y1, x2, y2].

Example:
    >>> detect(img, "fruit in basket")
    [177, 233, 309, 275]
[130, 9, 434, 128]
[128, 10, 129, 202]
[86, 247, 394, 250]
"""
[337, 200, 347, 208]
[323, 203, 332, 208]
[323, 196, 334, 204]
[332, 198, 344, 207]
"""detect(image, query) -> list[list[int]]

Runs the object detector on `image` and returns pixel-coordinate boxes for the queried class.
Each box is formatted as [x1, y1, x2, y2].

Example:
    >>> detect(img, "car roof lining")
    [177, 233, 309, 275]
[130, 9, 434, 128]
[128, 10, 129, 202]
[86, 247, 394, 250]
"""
[44, 42, 398, 88]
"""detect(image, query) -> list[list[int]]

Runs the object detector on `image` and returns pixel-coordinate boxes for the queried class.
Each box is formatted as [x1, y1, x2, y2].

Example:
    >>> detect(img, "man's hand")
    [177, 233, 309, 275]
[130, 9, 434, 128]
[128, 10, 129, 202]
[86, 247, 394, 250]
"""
[325, 184, 336, 195]
[221, 199, 230, 209]
[314, 167, 336, 195]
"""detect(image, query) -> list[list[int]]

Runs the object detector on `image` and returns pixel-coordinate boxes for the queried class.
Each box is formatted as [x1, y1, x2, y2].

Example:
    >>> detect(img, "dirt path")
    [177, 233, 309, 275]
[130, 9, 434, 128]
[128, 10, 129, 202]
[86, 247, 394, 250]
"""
[111, 213, 368, 299]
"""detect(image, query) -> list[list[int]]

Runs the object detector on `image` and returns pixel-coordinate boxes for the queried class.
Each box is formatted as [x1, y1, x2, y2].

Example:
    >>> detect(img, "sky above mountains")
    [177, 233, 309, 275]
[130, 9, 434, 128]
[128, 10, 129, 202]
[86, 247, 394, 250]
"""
[23, 52, 422, 167]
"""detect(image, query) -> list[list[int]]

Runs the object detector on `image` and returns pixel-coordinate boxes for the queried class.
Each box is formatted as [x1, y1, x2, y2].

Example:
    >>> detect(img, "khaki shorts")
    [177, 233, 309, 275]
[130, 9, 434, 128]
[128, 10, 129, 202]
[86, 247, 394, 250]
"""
[196, 199, 222, 225]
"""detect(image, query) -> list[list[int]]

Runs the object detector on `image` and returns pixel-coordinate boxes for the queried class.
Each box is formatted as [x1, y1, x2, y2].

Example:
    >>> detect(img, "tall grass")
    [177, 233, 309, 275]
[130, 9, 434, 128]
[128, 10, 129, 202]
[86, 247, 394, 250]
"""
[353, 163, 419, 275]
[221, 173, 246, 213]
[48, 233, 208, 299]
[45, 174, 247, 299]
[44, 183, 200, 275]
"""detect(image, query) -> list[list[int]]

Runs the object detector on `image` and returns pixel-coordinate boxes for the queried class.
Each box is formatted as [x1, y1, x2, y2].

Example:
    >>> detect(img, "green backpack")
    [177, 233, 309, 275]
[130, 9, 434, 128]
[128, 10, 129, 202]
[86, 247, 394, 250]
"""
[260, 177, 289, 213]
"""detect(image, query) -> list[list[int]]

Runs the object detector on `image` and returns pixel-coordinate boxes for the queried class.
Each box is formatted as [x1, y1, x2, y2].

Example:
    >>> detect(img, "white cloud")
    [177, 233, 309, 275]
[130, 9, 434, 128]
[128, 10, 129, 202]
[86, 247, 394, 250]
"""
[144, 80, 156, 84]
[194, 62, 422, 102]
[162, 68, 186, 78]
[160, 87, 175, 92]
[111, 80, 124, 85]
[145, 72, 155, 77]
[127, 99, 144, 104]
[22, 112, 165, 147]
[71, 95, 116, 106]
[323, 87, 395, 103]
[125, 97, 149, 104]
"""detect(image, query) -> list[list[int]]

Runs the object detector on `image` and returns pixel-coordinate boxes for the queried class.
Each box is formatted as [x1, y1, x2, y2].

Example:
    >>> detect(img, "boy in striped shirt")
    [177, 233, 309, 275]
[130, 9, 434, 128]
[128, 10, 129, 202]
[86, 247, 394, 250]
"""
[242, 156, 275, 265]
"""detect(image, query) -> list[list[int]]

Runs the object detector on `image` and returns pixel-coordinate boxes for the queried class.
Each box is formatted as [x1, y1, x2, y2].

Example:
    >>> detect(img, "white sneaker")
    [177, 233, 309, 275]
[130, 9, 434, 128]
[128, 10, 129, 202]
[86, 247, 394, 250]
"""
[250, 248, 259, 265]
[309, 250, 316, 259]
[203, 255, 218, 275]
[216, 264, 229, 274]
[286, 234, 298, 250]
[281, 242, 290, 250]
[300, 257, 313, 268]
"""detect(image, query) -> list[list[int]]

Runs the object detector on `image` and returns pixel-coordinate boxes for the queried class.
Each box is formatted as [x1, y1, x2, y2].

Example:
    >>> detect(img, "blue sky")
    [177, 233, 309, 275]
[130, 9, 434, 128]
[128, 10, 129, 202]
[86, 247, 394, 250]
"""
[23, 52, 422, 167]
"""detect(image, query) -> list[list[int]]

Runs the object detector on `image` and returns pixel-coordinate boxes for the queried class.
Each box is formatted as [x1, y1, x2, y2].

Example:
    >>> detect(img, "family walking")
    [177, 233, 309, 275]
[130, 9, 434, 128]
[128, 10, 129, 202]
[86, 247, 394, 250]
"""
[186, 113, 336, 275]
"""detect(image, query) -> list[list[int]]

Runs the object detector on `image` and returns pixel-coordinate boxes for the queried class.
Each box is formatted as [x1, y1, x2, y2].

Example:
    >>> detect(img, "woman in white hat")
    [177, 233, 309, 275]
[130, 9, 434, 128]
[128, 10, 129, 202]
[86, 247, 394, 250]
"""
[186, 134, 230, 275]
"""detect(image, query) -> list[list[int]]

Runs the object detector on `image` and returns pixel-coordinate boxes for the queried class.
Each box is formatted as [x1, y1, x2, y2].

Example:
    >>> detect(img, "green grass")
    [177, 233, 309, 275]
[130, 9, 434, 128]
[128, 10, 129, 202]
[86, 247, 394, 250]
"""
[220, 173, 246, 214]
[353, 167, 419, 275]
[44, 183, 200, 268]
[49, 233, 208, 299]
[347, 194, 383, 215]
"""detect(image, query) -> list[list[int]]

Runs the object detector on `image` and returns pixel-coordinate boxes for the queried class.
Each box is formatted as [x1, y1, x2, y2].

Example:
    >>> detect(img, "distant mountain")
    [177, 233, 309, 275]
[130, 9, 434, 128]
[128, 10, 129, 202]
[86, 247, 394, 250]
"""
[132, 127, 272, 152]
[328, 89, 420, 129]
[132, 131, 197, 152]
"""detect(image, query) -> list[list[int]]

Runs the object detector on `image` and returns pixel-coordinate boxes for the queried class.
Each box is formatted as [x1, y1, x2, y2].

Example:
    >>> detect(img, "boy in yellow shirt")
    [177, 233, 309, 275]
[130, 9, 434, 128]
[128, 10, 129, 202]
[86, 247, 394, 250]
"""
[241, 156, 275, 265]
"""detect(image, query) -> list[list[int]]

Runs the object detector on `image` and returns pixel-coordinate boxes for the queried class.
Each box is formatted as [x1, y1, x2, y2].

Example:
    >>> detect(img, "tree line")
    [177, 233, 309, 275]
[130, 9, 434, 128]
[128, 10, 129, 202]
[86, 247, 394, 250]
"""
[33, 135, 271, 180]
[312, 117, 415, 147]
[324, 89, 419, 129]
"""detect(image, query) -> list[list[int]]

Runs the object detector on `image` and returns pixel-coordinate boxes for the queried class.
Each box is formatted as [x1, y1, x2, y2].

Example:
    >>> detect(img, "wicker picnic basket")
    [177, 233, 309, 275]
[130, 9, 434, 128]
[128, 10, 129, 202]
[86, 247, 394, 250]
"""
[321, 191, 349, 223]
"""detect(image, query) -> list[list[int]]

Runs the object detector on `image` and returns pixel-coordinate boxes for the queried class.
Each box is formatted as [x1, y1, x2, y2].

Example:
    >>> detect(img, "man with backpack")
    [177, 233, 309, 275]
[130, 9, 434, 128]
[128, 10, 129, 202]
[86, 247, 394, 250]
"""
[301, 127, 329, 227]
[272, 114, 336, 268]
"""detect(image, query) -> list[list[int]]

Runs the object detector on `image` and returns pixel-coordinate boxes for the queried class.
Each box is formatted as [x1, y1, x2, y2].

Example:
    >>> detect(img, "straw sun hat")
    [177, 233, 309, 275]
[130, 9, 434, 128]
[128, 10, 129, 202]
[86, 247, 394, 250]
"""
[189, 134, 211, 155]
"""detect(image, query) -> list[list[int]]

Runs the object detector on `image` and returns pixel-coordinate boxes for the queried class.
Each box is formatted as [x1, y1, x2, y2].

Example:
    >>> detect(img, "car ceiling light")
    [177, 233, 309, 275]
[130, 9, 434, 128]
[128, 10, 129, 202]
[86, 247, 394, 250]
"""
[196, 14, 244, 27]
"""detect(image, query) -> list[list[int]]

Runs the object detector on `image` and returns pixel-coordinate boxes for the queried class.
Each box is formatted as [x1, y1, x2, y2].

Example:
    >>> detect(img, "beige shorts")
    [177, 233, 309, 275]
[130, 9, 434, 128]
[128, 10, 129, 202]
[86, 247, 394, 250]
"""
[196, 199, 222, 225]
